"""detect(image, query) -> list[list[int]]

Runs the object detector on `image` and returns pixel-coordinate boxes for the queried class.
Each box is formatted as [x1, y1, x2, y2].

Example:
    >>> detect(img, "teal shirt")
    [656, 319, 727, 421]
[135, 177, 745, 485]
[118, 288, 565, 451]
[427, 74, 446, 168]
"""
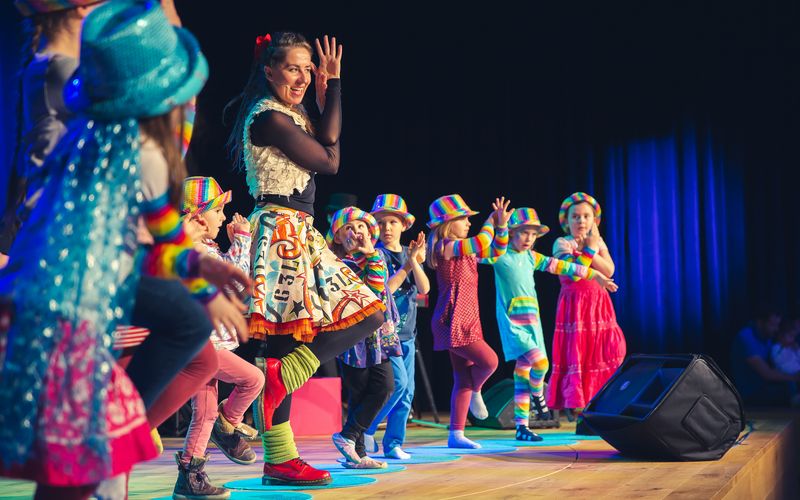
[483, 249, 593, 361]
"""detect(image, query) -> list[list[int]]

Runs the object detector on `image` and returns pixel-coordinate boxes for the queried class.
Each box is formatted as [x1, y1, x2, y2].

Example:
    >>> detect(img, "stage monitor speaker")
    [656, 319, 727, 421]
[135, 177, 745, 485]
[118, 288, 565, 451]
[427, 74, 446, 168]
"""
[468, 379, 559, 429]
[583, 354, 745, 461]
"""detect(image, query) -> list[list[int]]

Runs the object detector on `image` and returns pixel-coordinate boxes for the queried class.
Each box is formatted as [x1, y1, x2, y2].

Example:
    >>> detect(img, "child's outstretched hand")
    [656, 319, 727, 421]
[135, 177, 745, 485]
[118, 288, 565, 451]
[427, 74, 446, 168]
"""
[593, 271, 618, 292]
[409, 231, 426, 264]
[492, 197, 513, 227]
[226, 213, 251, 243]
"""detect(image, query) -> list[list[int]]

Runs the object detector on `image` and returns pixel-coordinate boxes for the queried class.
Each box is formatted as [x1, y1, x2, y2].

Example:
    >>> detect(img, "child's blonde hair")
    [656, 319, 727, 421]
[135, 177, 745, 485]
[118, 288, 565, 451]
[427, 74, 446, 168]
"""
[426, 220, 457, 270]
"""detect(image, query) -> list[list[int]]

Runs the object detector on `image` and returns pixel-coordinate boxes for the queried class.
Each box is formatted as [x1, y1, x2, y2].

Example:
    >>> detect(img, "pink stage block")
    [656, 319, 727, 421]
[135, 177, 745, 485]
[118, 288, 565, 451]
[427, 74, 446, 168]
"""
[288, 377, 342, 436]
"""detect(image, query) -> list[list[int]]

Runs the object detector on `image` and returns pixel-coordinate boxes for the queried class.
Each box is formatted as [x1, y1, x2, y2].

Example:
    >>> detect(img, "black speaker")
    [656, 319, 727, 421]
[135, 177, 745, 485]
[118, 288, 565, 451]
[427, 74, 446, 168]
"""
[583, 354, 745, 461]
[468, 379, 560, 429]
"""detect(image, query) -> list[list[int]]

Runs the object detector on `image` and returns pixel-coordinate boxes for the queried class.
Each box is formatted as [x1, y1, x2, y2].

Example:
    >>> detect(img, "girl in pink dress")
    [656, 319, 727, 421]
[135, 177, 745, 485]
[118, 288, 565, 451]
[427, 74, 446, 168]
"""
[427, 195, 512, 448]
[546, 192, 626, 433]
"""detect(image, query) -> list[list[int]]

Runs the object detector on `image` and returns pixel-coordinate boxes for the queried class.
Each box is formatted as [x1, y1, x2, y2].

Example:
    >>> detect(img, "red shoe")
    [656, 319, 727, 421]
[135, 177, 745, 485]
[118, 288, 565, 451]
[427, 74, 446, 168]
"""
[262, 458, 332, 486]
[262, 358, 287, 430]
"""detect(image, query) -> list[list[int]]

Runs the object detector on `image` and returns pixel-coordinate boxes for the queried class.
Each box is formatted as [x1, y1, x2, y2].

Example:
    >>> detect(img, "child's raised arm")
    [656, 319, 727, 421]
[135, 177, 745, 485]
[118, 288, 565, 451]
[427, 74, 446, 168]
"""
[446, 197, 511, 260]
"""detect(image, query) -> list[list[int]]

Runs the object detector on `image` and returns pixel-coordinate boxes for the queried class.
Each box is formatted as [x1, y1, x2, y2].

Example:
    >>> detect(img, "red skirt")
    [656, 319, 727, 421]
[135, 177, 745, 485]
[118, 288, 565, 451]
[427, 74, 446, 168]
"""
[546, 277, 626, 410]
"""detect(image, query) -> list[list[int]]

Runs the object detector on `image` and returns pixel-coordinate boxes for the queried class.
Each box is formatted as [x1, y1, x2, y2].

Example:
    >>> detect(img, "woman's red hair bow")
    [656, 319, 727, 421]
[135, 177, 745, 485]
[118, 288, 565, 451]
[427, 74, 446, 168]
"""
[254, 33, 272, 61]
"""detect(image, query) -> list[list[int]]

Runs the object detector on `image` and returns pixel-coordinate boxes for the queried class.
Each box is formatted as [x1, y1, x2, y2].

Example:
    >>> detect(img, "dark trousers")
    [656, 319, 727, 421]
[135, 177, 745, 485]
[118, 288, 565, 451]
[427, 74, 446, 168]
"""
[341, 360, 395, 457]
[125, 275, 213, 408]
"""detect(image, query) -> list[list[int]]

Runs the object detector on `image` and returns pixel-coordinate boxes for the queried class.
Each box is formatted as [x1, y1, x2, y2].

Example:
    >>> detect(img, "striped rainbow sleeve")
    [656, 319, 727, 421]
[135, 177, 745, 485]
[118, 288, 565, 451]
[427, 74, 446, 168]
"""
[351, 251, 388, 295]
[554, 243, 596, 282]
[532, 251, 595, 280]
[140, 192, 218, 301]
[452, 220, 509, 260]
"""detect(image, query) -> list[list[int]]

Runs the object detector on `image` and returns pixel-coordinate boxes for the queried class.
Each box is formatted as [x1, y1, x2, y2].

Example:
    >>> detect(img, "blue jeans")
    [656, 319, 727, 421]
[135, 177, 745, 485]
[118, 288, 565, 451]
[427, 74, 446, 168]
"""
[367, 337, 416, 451]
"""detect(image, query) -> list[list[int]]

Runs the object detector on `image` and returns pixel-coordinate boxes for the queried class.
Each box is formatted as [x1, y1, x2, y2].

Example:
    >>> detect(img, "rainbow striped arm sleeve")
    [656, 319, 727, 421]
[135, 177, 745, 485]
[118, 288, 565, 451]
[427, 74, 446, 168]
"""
[351, 251, 388, 296]
[532, 251, 595, 280]
[140, 192, 218, 301]
[452, 220, 509, 259]
[555, 246, 596, 282]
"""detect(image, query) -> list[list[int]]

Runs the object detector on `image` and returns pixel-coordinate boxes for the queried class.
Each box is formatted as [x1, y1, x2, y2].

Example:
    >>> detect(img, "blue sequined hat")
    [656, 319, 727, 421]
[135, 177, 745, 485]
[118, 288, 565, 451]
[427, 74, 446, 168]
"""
[64, 0, 208, 119]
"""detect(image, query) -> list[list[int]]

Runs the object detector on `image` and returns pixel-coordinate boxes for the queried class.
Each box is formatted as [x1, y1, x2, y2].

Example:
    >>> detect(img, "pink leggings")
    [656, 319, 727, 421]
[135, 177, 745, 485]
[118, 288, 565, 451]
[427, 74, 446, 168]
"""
[183, 349, 265, 459]
[118, 341, 219, 428]
[448, 340, 499, 431]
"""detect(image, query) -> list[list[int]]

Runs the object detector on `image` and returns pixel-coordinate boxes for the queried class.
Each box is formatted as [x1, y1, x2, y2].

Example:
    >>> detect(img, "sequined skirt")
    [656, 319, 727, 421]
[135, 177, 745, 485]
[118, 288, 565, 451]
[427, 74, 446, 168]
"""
[248, 205, 384, 343]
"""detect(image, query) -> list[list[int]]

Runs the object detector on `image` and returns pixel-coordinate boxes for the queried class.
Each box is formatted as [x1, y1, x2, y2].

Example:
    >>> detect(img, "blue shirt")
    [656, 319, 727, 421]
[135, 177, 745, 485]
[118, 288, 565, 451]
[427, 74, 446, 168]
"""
[378, 246, 419, 341]
[730, 325, 773, 399]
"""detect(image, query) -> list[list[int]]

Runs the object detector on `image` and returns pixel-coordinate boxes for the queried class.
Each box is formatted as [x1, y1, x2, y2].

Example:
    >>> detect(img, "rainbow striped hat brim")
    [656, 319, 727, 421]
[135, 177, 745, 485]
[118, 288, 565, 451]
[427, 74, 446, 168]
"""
[558, 192, 602, 233]
[427, 194, 478, 229]
[370, 193, 415, 229]
[326, 206, 380, 246]
[509, 207, 550, 235]
[182, 176, 232, 216]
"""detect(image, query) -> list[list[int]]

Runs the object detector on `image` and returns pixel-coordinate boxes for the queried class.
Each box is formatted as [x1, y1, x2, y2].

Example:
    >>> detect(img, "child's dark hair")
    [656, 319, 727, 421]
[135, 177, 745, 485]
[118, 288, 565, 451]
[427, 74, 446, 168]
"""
[140, 110, 187, 208]
[224, 31, 313, 172]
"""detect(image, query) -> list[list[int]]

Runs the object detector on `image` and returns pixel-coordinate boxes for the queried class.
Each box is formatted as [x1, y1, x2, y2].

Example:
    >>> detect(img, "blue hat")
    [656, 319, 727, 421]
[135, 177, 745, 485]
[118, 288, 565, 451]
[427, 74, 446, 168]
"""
[64, 0, 208, 119]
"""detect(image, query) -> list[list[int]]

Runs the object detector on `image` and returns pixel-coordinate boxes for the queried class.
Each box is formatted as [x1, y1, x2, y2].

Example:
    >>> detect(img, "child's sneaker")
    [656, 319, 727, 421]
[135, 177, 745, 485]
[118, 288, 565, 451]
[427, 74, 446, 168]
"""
[332, 432, 361, 463]
[515, 425, 543, 442]
[342, 456, 388, 469]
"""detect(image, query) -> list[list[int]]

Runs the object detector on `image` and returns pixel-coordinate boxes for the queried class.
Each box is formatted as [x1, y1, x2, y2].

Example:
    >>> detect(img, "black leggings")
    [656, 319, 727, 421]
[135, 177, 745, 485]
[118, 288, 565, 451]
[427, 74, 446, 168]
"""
[263, 311, 384, 427]
[341, 361, 394, 457]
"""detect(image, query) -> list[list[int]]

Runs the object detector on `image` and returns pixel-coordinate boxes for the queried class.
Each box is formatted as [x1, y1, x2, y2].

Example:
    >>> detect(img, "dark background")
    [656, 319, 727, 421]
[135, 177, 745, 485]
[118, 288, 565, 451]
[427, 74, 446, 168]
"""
[1, 0, 799, 413]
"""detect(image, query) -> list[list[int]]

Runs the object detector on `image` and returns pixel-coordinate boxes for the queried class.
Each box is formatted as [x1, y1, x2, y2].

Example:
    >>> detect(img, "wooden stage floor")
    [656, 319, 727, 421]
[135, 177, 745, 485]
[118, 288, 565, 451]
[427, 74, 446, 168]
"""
[1, 414, 797, 499]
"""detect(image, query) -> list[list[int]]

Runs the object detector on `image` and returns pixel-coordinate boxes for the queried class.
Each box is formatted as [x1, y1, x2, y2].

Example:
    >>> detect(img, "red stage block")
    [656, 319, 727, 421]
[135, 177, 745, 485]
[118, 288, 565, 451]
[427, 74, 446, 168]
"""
[288, 377, 343, 436]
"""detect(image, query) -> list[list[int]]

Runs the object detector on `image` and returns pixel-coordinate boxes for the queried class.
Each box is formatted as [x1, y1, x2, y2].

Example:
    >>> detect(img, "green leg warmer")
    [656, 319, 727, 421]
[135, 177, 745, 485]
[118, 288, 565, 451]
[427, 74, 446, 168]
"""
[280, 344, 320, 394]
[261, 421, 300, 464]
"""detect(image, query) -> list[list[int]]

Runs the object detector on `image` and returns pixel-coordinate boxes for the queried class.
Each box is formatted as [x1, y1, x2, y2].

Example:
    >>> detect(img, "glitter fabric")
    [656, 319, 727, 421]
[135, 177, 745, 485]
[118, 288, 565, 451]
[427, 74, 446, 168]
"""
[0, 117, 149, 481]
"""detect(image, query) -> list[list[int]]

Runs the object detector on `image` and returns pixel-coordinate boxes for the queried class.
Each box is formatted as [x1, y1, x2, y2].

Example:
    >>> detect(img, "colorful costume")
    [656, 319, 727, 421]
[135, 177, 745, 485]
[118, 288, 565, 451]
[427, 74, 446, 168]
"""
[546, 193, 626, 410]
[483, 208, 596, 431]
[428, 195, 507, 446]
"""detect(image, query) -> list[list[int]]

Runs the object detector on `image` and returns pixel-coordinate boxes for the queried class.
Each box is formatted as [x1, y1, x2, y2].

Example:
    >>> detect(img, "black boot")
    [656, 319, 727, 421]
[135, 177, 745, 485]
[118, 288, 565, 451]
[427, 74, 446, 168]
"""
[173, 452, 230, 500]
[531, 393, 553, 421]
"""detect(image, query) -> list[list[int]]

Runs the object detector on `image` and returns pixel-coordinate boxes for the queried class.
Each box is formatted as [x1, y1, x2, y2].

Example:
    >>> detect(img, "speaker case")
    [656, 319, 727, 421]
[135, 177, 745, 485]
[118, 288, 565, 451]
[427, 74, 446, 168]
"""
[583, 354, 745, 461]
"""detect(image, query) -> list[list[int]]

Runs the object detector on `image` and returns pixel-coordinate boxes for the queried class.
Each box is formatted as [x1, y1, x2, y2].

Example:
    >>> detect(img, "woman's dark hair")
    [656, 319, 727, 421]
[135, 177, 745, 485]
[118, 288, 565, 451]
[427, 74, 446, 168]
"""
[223, 31, 313, 171]
[140, 109, 187, 208]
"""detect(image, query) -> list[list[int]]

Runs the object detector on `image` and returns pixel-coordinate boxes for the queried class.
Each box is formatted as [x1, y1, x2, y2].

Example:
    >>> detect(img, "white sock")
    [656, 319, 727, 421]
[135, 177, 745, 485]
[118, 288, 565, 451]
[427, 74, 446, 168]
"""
[94, 473, 126, 500]
[448, 430, 482, 449]
[469, 391, 489, 420]
[385, 446, 411, 459]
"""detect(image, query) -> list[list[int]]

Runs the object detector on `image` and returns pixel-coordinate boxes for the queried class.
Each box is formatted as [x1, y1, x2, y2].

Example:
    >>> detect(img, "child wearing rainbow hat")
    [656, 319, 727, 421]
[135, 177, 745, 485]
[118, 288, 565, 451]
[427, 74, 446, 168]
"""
[175, 176, 265, 498]
[547, 192, 626, 434]
[363, 194, 430, 460]
[327, 207, 402, 468]
[427, 194, 512, 448]
[481, 207, 617, 441]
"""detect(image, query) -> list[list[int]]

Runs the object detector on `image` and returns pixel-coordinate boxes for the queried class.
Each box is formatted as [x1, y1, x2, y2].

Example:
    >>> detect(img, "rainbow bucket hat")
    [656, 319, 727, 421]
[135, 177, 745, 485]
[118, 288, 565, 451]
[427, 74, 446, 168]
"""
[509, 207, 550, 235]
[326, 206, 380, 246]
[427, 194, 478, 229]
[182, 176, 232, 216]
[370, 194, 415, 230]
[558, 192, 602, 233]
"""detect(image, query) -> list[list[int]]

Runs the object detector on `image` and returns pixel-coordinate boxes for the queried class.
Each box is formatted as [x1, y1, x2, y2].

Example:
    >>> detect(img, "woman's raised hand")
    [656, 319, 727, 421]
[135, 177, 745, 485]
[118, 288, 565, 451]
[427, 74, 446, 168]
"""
[313, 35, 343, 112]
[492, 197, 513, 227]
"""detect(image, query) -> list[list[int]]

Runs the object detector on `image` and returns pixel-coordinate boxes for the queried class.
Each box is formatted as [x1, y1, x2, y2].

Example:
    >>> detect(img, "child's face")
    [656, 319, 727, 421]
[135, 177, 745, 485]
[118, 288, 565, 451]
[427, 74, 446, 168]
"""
[448, 216, 471, 239]
[335, 220, 372, 249]
[377, 214, 404, 247]
[199, 205, 226, 239]
[511, 227, 539, 252]
[568, 202, 595, 238]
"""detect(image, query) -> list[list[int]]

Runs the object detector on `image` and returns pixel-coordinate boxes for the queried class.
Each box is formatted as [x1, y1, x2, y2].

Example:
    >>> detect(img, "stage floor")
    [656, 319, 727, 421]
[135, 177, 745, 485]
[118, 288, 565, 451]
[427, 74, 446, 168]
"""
[1, 414, 797, 499]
